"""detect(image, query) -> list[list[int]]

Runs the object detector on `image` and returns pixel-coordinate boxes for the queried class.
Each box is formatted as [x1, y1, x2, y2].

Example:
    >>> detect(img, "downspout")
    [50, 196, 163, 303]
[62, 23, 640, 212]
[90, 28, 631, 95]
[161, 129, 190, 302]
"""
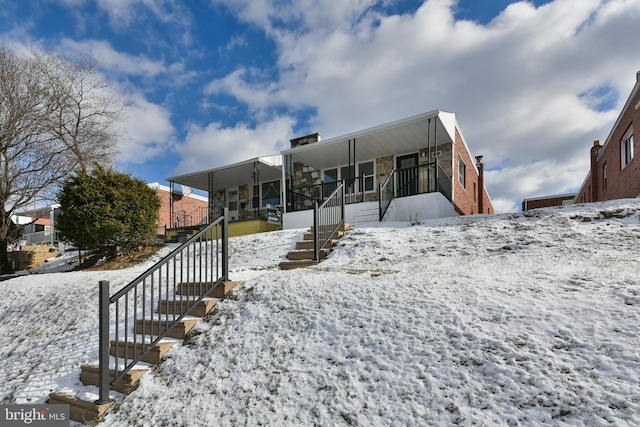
[169, 181, 175, 228]
[475, 156, 484, 214]
[590, 140, 601, 203]
[207, 172, 214, 223]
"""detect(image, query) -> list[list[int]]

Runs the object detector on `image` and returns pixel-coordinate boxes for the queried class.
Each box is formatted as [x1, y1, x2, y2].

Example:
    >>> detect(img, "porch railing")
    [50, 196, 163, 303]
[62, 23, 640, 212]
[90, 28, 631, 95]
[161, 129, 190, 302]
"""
[96, 208, 229, 404]
[379, 170, 396, 222]
[289, 176, 370, 212]
[173, 206, 209, 228]
[313, 182, 345, 261]
[378, 160, 448, 221]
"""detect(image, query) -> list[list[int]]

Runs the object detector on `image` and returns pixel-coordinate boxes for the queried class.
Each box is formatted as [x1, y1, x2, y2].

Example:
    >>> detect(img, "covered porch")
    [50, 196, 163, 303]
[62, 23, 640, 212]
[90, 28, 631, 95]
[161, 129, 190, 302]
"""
[281, 110, 457, 221]
[167, 155, 284, 234]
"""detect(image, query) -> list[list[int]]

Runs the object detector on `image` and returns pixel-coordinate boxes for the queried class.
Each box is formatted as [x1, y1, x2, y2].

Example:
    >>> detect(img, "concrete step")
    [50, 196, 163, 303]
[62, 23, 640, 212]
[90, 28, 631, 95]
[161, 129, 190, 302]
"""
[157, 298, 218, 317]
[175, 281, 241, 298]
[134, 317, 199, 339]
[309, 223, 351, 233]
[110, 340, 176, 364]
[295, 239, 337, 250]
[279, 260, 319, 270]
[48, 392, 114, 424]
[303, 230, 344, 241]
[286, 249, 329, 261]
[80, 364, 147, 394]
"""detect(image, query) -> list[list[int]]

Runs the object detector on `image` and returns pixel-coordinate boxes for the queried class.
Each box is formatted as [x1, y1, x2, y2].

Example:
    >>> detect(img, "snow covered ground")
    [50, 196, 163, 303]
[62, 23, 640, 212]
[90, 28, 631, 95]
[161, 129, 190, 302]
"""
[1, 199, 639, 426]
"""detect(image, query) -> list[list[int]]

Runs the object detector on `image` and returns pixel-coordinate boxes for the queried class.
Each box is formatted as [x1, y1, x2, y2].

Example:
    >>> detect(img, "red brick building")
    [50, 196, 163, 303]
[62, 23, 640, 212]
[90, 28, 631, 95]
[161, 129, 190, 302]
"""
[522, 193, 576, 211]
[149, 183, 209, 236]
[575, 71, 640, 204]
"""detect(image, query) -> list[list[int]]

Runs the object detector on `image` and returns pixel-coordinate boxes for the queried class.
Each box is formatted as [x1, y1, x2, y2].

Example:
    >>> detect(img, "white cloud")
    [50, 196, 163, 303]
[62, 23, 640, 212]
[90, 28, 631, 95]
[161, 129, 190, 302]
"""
[209, 0, 640, 209]
[94, 0, 191, 30]
[60, 39, 169, 77]
[116, 92, 176, 165]
[173, 116, 295, 174]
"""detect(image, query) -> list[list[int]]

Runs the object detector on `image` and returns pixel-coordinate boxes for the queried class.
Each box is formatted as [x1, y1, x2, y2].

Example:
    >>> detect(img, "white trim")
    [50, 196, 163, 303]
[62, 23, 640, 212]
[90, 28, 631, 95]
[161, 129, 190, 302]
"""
[596, 73, 640, 161]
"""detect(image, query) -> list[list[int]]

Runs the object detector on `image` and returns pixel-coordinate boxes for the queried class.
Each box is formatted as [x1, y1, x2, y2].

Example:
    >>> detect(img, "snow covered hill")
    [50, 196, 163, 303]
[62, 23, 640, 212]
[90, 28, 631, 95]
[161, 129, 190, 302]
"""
[1, 200, 639, 425]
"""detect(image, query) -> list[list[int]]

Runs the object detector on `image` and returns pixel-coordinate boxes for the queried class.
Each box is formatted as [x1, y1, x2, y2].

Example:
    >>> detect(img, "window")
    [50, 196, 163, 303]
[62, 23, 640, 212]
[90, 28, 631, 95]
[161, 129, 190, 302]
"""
[473, 182, 477, 203]
[358, 161, 375, 192]
[261, 180, 280, 207]
[602, 163, 607, 192]
[458, 155, 466, 188]
[621, 126, 634, 169]
[323, 168, 338, 183]
[341, 165, 355, 194]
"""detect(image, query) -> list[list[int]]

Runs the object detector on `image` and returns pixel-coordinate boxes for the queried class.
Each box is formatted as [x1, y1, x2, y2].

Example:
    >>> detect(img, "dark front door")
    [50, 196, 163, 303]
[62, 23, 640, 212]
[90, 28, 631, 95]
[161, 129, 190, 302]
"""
[396, 154, 419, 197]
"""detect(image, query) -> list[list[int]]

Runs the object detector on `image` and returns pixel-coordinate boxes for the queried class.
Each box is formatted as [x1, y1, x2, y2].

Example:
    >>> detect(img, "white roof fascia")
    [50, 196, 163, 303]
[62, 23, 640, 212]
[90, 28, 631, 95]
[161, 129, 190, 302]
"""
[281, 109, 442, 156]
[596, 73, 640, 161]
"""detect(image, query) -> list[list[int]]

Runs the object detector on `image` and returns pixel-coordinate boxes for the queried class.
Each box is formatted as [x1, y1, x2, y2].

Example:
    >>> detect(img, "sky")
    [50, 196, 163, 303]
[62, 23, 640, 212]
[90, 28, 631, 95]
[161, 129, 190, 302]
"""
[0, 0, 639, 211]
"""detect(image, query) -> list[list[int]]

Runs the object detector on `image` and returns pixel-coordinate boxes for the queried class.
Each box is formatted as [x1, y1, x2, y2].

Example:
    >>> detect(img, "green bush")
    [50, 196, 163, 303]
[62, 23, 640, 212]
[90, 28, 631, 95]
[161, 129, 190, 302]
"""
[57, 167, 161, 251]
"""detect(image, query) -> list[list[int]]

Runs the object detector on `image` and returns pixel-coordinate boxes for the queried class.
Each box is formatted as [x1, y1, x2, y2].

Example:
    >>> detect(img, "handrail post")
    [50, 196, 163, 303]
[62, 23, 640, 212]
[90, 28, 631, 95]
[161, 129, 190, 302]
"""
[96, 280, 112, 405]
[222, 207, 229, 281]
[341, 182, 345, 223]
[313, 201, 319, 261]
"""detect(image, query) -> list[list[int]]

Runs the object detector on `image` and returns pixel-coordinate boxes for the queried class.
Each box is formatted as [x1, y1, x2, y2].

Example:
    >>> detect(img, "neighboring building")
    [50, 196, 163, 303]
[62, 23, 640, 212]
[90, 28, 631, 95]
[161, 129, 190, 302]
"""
[575, 71, 640, 204]
[168, 110, 493, 232]
[11, 206, 59, 246]
[522, 193, 576, 211]
[148, 182, 209, 236]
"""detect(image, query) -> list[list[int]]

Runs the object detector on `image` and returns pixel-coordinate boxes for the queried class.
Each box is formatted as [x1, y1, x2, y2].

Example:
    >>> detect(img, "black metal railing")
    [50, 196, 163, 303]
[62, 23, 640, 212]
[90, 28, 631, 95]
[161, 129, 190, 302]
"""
[96, 208, 229, 404]
[437, 164, 452, 202]
[379, 170, 396, 222]
[174, 206, 209, 228]
[378, 160, 450, 221]
[289, 176, 371, 212]
[313, 182, 345, 261]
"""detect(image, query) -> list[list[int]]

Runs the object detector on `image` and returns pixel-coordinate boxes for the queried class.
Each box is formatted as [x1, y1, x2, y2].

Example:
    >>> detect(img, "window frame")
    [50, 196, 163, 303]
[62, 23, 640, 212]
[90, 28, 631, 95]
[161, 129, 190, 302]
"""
[358, 160, 375, 193]
[458, 155, 466, 189]
[261, 179, 281, 207]
[621, 125, 634, 170]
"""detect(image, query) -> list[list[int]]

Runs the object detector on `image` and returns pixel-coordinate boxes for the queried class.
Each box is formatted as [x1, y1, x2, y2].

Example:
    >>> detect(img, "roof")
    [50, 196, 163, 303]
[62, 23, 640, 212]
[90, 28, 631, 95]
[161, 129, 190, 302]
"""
[282, 110, 457, 171]
[596, 70, 640, 161]
[168, 155, 283, 192]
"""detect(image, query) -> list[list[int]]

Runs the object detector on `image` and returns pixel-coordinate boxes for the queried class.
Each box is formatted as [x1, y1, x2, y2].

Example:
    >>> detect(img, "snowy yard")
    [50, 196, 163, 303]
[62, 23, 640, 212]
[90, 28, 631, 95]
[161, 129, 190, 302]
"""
[1, 199, 639, 425]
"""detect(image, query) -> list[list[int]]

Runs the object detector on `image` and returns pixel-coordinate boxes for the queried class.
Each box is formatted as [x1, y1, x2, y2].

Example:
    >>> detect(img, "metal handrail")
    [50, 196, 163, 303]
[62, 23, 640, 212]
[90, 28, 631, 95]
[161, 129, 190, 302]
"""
[378, 168, 396, 222]
[378, 160, 447, 221]
[96, 208, 229, 404]
[313, 182, 345, 261]
[174, 206, 209, 228]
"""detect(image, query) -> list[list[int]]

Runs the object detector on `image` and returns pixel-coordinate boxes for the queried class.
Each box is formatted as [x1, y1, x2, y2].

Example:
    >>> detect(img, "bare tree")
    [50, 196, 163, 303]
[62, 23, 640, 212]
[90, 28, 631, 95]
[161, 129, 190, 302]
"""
[34, 50, 126, 173]
[0, 46, 127, 274]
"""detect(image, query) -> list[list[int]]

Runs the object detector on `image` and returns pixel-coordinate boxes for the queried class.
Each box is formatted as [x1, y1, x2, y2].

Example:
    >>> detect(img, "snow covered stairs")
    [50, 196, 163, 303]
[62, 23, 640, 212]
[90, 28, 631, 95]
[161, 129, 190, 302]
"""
[51, 280, 241, 423]
[279, 223, 350, 270]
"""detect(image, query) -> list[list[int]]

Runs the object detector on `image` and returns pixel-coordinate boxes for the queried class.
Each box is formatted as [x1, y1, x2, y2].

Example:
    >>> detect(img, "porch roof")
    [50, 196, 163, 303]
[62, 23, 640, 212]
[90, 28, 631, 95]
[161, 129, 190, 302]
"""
[167, 155, 282, 192]
[282, 110, 456, 171]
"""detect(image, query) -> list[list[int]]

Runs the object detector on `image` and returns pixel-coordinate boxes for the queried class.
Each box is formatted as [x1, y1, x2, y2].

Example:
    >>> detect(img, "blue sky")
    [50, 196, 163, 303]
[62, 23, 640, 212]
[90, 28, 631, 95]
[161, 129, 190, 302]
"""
[1, 0, 638, 211]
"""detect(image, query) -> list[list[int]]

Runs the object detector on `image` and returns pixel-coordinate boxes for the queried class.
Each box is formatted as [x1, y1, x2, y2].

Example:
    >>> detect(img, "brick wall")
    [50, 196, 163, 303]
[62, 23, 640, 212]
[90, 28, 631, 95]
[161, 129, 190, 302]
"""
[155, 187, 208, 235]
[452, 128, 494, 215]
[522, 194, 576, 210]
[575, 74, 640, 203]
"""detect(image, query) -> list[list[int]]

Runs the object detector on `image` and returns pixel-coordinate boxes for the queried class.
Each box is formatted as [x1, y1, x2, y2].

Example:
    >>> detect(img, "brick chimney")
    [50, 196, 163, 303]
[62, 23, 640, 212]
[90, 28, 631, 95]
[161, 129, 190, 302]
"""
[290, 132, 321, 149]
[475, 155, 484, 214]
[590, 140, 601, 202]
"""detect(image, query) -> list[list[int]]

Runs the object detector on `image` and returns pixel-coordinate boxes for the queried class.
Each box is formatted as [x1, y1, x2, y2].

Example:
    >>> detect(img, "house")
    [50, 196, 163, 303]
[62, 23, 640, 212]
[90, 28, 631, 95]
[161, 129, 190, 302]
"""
[166, 155, 284, 237]
[11, 206, 58, 246]
[167, 110, 493, 234]
[574, 71, 640, 204]
[522, 193, 576, 211]
[148, 182, 209, 236]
